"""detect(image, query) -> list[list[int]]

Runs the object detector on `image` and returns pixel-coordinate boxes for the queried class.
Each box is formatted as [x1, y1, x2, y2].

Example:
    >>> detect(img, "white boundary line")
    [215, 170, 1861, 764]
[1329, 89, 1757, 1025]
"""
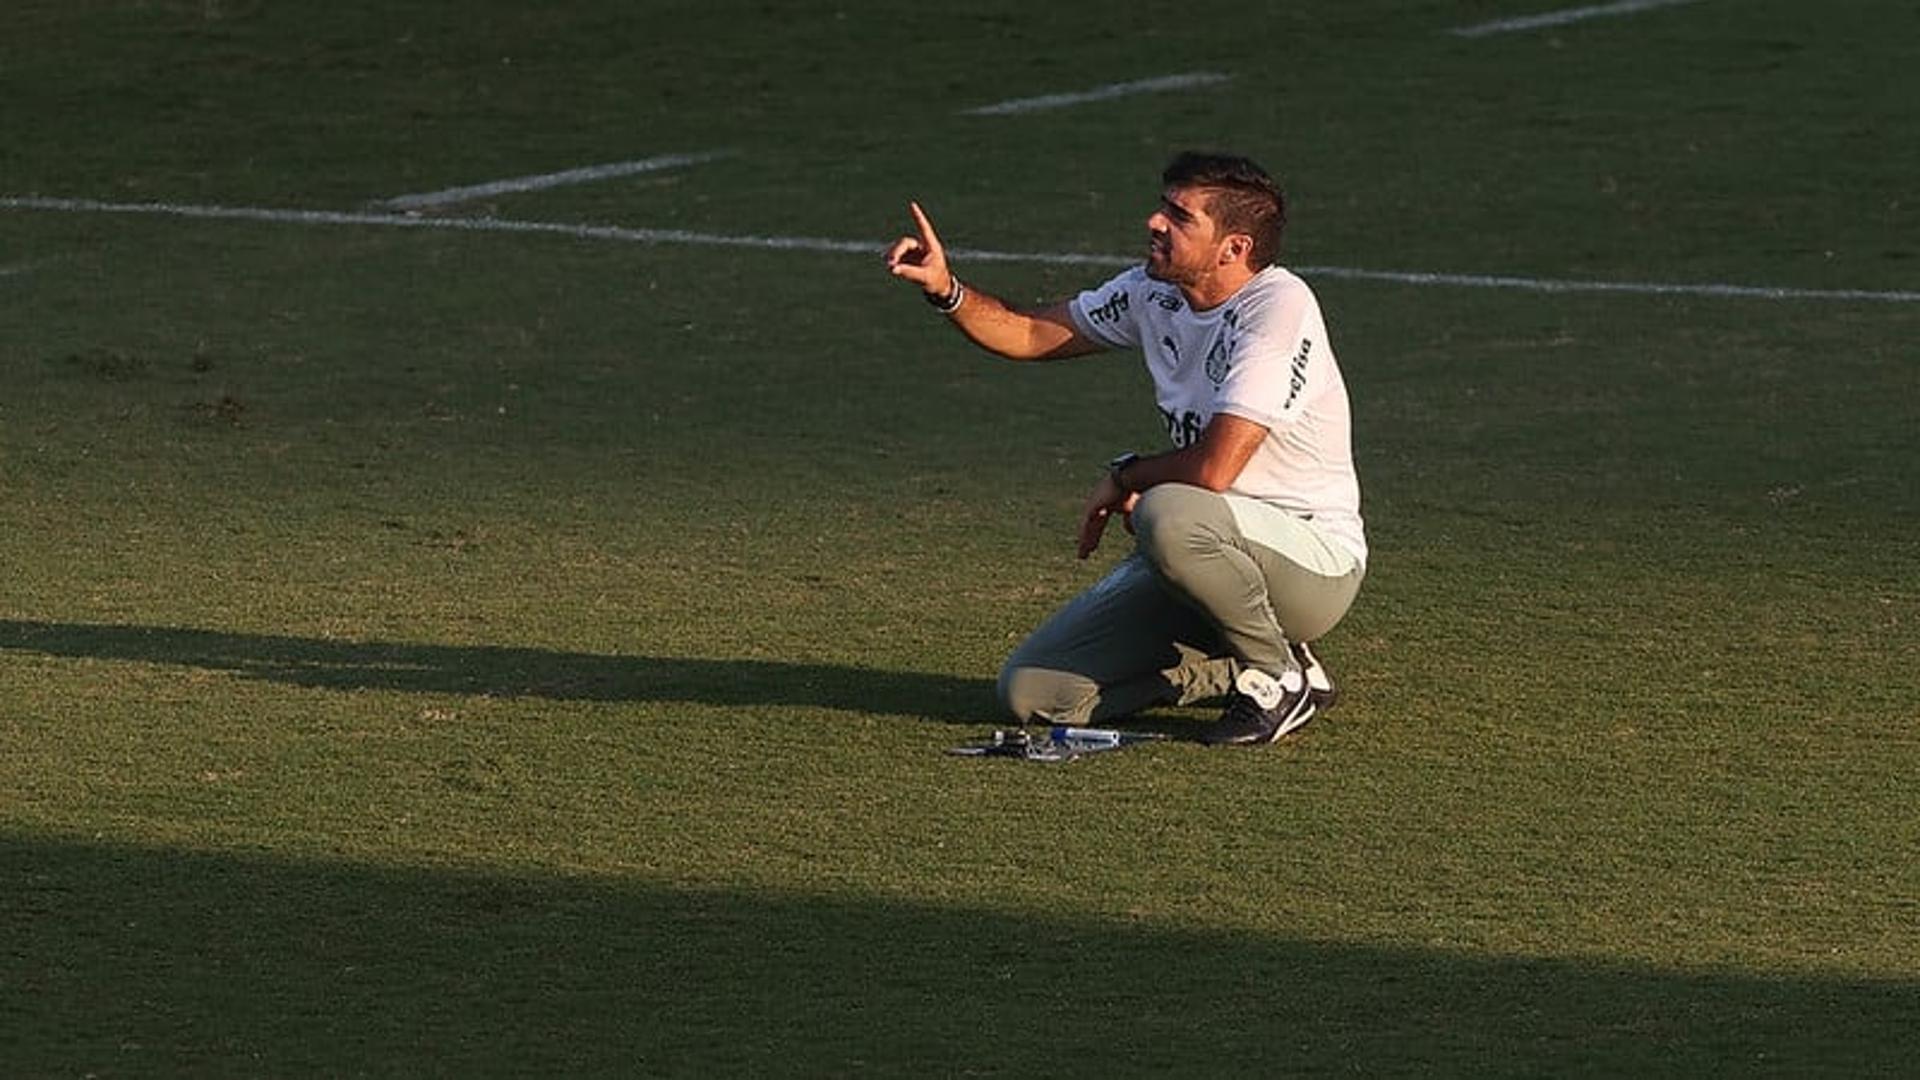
[5, 194, 1917, 304]
[379, 150, 732, 210]
[962, 73, 1233, 116]
[1450, 0, 1703, 38]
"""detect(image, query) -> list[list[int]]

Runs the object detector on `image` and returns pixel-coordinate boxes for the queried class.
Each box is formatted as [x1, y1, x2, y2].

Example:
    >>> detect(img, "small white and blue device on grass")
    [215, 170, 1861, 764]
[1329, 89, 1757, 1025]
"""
[1050, 726, 1123, 750]
[948, 726, 1166, 761]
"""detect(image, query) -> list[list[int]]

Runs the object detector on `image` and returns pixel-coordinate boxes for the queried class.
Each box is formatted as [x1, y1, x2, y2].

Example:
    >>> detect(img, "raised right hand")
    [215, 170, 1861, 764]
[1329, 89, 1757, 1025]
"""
[885, 201, 954, 298]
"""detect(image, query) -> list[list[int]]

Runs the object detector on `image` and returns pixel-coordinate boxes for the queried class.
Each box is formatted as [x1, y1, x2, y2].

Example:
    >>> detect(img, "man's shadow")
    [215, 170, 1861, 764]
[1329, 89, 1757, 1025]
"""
[0, 618, 995, 725]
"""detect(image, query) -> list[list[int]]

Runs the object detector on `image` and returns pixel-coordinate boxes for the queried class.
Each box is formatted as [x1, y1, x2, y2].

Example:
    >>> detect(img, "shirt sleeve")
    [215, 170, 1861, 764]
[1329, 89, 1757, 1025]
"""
[1213, 286, 1329, 431]
[1067, 267, 1146, 349]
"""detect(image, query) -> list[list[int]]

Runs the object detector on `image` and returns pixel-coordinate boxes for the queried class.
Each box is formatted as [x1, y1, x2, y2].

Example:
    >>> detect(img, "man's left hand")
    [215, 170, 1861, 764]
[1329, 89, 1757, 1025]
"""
[1076, 474, 1138, 559]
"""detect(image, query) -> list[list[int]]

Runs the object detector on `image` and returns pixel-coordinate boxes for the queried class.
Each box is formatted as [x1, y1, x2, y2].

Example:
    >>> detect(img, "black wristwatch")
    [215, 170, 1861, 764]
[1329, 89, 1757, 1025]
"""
[1107, 451, 1141, 492]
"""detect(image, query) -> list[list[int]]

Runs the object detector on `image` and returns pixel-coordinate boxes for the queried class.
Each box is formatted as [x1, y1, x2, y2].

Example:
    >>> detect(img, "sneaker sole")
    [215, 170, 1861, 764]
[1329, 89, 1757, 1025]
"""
[1263, 700, 1317, 743]
[1205, 675, 1321, 747]
[1211, 697, 1316, 746]
[1274, 699, 1320, 737]
[1292, 642, 1338, 711]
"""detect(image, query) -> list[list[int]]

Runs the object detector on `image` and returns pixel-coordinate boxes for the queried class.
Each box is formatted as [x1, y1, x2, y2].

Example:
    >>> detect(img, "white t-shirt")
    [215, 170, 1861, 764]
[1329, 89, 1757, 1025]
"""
[1069, 265, 1367, 567]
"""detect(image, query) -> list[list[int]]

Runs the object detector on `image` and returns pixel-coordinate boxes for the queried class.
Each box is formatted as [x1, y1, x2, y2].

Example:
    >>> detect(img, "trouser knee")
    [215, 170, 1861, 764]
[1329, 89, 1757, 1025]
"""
[996, 661, 1094, 726]
[1131, 484, 1227, 585]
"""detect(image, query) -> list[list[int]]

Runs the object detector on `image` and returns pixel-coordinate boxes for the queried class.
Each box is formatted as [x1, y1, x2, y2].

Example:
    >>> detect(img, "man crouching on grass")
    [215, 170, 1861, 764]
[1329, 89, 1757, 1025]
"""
[886, 151, 1366, 746]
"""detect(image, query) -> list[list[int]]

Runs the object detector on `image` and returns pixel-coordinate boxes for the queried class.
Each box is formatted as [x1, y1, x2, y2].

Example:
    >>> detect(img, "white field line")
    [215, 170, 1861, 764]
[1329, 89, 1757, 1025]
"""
[1450, 0, 1703, 38]
[963, 73, 1233, 116]
[380, 150, 732, 210]
[4, 194, 1917, 305]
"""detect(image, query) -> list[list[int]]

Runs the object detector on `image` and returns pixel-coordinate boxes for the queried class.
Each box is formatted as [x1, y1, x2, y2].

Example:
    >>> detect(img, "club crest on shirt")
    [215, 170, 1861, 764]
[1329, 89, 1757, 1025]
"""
[1204, 336, 1231, 385]
[1204, 308, 1241, 386]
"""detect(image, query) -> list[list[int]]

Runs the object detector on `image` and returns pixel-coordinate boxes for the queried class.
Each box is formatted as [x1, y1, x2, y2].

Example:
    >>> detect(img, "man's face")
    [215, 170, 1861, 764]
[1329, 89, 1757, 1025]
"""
[1145, 186, 1226, 285]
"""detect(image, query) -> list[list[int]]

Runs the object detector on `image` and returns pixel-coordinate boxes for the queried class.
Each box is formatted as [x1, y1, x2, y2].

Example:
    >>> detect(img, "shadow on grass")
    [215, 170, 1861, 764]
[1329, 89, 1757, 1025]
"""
[4, 835, 1912, 1078]
[0, 618, 994, 724]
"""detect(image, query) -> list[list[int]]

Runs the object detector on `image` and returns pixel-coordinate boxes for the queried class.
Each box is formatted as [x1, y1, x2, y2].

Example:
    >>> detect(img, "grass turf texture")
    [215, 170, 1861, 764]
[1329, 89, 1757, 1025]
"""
[3, 0, 1917, 1075]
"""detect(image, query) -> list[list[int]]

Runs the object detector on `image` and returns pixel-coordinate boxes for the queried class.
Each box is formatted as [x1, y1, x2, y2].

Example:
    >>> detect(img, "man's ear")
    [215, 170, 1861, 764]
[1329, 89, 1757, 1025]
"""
[1220, 234, 1252, 266]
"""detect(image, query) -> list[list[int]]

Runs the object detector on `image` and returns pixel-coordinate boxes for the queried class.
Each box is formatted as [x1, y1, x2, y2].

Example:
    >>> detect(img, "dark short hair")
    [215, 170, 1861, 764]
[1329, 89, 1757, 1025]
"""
[1162, 151, 1287, 267]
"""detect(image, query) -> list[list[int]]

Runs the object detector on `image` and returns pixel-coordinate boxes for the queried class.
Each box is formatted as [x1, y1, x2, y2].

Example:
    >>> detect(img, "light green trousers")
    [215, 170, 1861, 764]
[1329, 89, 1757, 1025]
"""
[997, 484, 1363, 726]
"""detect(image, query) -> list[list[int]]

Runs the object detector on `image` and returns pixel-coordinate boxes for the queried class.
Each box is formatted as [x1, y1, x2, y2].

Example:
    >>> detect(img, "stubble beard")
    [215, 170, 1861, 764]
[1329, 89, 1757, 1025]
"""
[1145, 239, 1185, 284]
[1145, 250, 1199, 287]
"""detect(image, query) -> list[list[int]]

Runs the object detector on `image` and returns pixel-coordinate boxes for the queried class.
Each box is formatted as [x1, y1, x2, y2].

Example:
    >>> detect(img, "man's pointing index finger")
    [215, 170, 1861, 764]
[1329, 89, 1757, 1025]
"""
[908, 201, 942, 250]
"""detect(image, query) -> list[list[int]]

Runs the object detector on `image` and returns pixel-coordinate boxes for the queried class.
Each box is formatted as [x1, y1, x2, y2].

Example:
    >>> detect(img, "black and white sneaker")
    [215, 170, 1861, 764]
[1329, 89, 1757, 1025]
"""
[1292, 640, 1338, 711]
[1200, 666, 1316, 746]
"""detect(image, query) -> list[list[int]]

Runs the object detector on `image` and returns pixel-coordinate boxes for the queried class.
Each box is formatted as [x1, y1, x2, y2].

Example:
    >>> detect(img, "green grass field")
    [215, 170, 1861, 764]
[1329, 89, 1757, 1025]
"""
[4, 1, 1917, 1075]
